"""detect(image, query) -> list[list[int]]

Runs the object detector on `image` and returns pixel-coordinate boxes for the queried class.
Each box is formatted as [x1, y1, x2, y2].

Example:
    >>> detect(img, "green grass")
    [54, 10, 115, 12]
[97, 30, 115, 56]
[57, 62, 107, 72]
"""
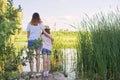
[14, 31, 78, 49]
[76, 11, 120, 80]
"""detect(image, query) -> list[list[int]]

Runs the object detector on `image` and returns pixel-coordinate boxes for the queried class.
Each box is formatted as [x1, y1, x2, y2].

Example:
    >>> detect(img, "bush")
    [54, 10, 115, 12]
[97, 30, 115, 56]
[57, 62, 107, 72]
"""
[0, 0, 23, 79]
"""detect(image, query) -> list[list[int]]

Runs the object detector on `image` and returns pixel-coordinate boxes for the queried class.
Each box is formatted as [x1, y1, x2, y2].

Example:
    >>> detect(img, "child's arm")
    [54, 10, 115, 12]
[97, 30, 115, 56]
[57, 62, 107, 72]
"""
[42, 29, 54, 41]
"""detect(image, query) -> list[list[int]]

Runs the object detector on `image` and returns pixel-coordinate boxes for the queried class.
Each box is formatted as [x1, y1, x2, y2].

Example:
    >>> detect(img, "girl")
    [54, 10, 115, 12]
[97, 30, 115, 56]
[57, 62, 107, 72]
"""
[41, 25, 53, 77]
[27, 12, 53, 77]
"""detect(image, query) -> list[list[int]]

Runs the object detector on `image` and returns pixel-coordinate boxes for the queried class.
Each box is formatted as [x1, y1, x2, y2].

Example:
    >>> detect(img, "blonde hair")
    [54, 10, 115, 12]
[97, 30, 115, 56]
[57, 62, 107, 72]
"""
[30, 12, 42, 26]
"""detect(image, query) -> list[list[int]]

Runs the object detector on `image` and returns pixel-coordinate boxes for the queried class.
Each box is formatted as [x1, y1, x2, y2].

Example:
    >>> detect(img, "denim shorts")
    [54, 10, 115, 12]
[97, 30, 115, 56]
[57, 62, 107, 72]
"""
[28, 40, 42, 50]
[42, 48, 51, 55]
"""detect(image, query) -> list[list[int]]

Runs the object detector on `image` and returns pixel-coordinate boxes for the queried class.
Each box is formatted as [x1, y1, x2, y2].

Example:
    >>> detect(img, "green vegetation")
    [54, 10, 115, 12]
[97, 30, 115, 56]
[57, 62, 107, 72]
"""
[76, 11, 120, 80]
[1, 1, 120, 80]
[50, 31, 77, 75]
[14, 30, 77, 48]
[0, 0, 23, 79]
[52, 31, 77, 49]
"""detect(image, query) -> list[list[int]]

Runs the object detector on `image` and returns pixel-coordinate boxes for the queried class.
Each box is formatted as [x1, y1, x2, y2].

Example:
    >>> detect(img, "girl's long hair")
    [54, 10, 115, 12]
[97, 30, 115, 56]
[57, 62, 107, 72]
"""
[30, 12, 42, 26]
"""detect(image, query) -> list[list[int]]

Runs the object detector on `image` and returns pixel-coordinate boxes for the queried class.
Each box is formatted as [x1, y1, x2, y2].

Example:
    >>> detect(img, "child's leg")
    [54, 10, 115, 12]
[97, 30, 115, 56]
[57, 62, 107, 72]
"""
[46, 55, 52, 77]
[35, 49, 40, 73]
[47, 55, 50, 72]
[43, 54, 48, 76]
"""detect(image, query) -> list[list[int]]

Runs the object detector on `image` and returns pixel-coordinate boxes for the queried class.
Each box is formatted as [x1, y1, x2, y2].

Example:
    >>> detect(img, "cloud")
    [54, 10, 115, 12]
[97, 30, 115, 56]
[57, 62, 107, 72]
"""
[42, 16, 82, 31]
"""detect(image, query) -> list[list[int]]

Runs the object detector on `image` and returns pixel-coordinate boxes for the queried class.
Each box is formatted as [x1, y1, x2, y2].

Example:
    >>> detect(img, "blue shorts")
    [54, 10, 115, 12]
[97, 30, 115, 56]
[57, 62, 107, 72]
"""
[28, 40, 42, 50]
[42, 48, 51, 55]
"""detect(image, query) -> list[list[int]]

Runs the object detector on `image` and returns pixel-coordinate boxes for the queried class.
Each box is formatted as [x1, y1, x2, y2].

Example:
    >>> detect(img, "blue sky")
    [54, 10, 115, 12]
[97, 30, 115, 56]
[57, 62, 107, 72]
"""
[13, 0, 120, 31]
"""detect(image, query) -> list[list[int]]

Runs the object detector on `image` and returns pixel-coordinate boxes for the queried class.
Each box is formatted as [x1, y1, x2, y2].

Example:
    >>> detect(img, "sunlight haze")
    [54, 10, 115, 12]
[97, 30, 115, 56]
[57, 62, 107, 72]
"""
[13, 0, 120, 31]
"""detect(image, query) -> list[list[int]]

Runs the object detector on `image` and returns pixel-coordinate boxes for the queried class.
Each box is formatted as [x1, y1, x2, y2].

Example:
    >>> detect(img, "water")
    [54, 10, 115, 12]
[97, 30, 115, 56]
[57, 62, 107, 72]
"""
[62, 49, 77, 80]
[22, 48, 77, 80]
[62, 49, 76, 70]
[22, 50, 44, 72]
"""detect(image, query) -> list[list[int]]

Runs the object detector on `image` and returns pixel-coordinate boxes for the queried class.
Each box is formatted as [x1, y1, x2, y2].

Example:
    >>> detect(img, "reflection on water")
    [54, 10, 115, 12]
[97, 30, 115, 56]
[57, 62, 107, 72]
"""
[22, 48, 77, 80]
[61, 49, 77, 79]
[62, 49, 76, 72]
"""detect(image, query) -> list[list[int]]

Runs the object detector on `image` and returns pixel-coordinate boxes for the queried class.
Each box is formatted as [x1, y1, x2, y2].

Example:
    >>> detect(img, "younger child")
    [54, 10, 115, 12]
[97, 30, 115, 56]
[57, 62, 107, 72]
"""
[41, 25, 53, 77]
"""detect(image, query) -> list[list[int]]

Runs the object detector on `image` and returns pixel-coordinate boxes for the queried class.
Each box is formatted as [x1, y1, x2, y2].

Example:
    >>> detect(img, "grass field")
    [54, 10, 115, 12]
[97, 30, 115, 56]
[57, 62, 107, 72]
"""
[14, 30, 78, 49]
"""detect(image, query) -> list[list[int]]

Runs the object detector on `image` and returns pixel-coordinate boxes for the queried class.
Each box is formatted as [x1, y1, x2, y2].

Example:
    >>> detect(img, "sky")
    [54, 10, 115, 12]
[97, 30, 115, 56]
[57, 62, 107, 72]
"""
[13, 0, 120, 31]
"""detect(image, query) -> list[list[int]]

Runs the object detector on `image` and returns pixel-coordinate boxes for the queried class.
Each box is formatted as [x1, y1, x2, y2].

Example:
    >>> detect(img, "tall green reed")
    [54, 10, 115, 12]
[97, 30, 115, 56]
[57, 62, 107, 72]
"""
[77, 11, 120, 80]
